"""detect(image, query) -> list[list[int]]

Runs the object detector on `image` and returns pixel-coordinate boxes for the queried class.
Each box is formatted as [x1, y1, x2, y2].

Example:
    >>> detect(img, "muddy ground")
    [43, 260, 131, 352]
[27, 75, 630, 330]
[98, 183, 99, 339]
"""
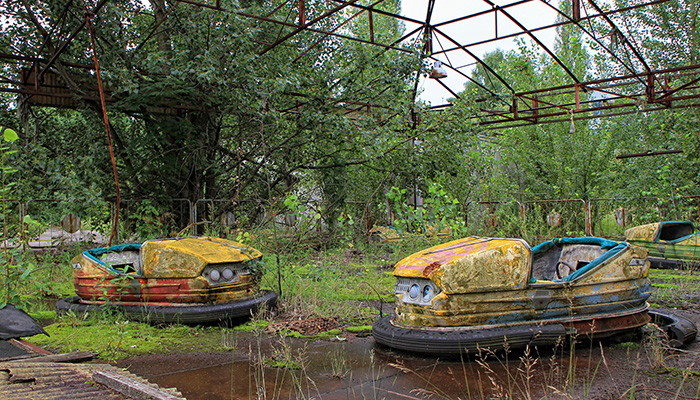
[114, 306, 700, 400]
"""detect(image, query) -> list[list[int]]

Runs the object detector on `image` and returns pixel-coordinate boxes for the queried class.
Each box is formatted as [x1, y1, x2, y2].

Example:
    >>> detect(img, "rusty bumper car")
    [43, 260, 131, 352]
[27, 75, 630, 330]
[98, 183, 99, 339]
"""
[625, 221, 700, 269]
[56, 237, 277, 324]
[373, 236, 696, 354]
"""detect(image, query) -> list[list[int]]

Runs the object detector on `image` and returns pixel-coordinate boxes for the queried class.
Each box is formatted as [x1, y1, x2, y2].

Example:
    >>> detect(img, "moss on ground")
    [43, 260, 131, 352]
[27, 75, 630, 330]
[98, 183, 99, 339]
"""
[27, 315, 239, 361]
[651, 283, 679, 289]
[650, 272, 700, 281]
[29, 310, 57, 320]
[276, 328, 343, 340]
[345, 325, 372, 333]
[232, 319, 270, 332]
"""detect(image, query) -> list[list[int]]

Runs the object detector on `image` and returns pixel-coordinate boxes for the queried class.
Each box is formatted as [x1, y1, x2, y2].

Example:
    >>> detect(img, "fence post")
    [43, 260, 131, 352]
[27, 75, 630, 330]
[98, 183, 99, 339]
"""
[585, 200, 592, 236]
[517, 201, 524, 237]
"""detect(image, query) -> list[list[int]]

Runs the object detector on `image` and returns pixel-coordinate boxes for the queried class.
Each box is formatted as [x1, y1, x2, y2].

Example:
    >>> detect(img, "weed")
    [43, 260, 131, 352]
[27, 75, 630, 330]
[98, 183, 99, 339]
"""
[266, 256, 391, 322]
[220, 328, 237, 351]
[328, 345, 350, 379]
[517, 346, 537, 400]
[649, 268, 700, 308]
[642, 323, 669, 371]
[248, 329, 320, 400]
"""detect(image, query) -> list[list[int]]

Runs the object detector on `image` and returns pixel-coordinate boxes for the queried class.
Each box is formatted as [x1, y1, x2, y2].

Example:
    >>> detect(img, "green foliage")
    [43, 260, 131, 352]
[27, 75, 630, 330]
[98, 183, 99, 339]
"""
[1, 0, 699, 247]
[258, 250, 394, 321]
[0, 127, 42, 309]
[123, 199, 169, 240]
[609, 0, 700, 67]
[3, 0, 421, 238]
[380, 182, 465, 237]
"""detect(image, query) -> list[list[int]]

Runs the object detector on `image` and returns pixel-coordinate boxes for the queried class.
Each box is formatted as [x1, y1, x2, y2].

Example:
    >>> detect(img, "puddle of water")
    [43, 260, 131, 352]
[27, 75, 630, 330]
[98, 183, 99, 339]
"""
[116, 336, 595, 400]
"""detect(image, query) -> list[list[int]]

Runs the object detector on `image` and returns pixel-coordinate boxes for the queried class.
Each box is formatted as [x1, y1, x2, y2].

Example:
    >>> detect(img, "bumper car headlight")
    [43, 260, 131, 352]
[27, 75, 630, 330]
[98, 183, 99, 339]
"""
[409, 284, 420, 299]
[422, 284, 435, 301]
[209, 269, 221, 282]
[222, 268, 234, 280]
[203, 264, 244, 285]
[395, 277, 441, 305]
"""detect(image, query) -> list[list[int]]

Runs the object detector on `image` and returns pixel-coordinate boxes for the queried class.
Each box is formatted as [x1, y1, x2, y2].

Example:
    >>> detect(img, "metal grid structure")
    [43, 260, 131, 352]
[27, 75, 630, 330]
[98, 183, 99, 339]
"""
[1, 0, 699, 128]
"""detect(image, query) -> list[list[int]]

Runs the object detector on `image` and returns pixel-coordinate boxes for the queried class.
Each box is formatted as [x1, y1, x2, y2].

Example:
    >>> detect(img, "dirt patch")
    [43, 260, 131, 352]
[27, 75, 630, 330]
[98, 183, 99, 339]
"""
[267, 317, 338, 336]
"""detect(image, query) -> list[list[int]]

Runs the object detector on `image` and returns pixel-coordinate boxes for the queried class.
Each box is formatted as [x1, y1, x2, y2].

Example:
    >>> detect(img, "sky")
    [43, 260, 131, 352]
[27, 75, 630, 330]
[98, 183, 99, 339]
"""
[399, 0, 559, 105]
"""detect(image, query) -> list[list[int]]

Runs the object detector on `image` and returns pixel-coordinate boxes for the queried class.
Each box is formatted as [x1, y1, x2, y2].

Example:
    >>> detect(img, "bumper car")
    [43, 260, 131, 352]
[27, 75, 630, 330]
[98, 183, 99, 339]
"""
[373, 236, 695, 354]
[56, 237, 277, 324]
[624, 221, 700, 269]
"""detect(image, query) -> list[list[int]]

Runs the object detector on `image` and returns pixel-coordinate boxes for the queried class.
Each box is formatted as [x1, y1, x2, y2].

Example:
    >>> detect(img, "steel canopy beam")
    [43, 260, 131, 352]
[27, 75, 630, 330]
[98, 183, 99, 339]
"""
[481, 0, 580, 84]
[37, 0, 110, 81]
[537, 0, 645, 86]
[238, 11, 413, 54]
[4, 0, 699, 132]
[432, 0, 670, 55]
[257, 0, 363, 55]
[586, 0, 651, 73]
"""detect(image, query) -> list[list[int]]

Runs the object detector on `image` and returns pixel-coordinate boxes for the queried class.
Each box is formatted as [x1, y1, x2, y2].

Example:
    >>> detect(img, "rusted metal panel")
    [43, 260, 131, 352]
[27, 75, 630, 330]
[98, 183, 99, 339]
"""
[625, 222, 661, 242]
[394, 237, 529, 283]
[568, 310, 650, 336]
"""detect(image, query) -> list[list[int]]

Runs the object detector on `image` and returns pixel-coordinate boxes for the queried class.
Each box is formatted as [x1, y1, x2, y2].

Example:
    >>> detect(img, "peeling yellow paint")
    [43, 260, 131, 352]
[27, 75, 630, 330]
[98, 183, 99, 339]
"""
[624, 223, 659, 241]
[395, 237, 530, 294]
[141, 237, 261, 278]
[392, 237, 651, 328]
[72, 237, 263, 304]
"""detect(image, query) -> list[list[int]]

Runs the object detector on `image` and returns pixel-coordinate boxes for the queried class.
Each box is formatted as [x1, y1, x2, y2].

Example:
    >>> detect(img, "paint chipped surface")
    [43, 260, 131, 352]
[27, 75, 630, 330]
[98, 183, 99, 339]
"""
[624, 222, 659, 242]
[142, 237, 261, 277]
[71, 237, 262, 305]
[625, 222, 700, 264]
[392, 236, 652, 329]
[394, 237, 530, 294]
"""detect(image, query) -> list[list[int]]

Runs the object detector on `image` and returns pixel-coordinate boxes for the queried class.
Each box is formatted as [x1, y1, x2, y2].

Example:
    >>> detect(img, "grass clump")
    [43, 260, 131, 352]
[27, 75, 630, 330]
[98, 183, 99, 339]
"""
[651, 283, 679, 289]
[650, 272, 700, 281]
[261, 248, 397, 323]
[649, 267, 700, 308]
[615, 341, 641, 349]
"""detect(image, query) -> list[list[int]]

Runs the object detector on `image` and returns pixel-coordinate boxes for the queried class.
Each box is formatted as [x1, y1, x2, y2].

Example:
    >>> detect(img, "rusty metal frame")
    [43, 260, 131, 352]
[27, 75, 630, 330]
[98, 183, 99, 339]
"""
[174, 0, 223, 11]
[2, 0, 699, 129]
[231, 0, 693, 127]
[37, 0, 110, 82]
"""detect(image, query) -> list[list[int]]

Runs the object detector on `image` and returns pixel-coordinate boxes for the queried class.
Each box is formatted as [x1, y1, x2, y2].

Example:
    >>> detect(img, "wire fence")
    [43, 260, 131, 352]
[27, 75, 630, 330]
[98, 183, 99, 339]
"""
[1, 195, 698, 247]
